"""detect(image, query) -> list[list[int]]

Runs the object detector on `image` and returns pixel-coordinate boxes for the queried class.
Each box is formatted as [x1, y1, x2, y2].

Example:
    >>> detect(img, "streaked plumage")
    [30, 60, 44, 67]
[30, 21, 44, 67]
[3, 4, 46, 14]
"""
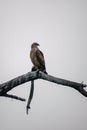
[30, 43, 47, 73]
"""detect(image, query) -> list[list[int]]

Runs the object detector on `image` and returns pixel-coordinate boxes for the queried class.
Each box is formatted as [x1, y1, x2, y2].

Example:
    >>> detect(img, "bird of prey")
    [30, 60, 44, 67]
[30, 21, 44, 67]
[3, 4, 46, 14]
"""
[30, 43, 47, 74]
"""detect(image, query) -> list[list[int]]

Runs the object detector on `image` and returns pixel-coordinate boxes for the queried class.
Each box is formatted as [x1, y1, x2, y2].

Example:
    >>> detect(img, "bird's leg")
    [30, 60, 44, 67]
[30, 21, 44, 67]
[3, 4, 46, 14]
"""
[31, 66, 40, 76]
[31, 66, 37, 71]
[31, 66, 40, 75]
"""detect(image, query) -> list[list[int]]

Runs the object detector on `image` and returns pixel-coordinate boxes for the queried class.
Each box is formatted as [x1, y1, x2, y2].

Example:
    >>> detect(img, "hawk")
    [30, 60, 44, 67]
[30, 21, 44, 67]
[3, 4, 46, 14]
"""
[30, 43, 47, 74]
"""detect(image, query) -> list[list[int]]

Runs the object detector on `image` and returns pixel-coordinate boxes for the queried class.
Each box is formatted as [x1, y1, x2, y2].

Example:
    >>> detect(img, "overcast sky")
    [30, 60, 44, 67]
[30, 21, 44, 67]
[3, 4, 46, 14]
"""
[0, 0, 87, 130]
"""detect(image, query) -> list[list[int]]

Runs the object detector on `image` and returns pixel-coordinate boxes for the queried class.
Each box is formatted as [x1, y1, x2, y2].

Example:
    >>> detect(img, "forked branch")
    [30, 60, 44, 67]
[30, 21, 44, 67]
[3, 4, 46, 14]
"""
[0, 71, 87, 99]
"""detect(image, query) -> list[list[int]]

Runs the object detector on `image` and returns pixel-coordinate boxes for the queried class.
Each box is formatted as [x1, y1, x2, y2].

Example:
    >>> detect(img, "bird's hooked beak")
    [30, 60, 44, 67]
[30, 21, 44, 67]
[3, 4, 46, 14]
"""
[36, 43, 39, 46]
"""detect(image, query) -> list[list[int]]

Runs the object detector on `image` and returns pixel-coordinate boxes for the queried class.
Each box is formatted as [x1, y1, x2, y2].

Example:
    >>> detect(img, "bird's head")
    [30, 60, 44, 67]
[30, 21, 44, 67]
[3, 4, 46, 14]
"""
[31, 42, 40, 49]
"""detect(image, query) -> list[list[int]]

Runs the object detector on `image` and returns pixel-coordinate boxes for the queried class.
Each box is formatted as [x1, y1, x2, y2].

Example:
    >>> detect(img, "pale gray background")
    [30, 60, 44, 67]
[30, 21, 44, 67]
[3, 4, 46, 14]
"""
[0, 0, 87, 130]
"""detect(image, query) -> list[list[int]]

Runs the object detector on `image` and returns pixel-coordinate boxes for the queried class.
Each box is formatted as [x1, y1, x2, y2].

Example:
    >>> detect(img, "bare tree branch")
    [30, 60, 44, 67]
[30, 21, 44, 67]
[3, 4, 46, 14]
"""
[26, 67, 36, 114]
[2, 94, 26, 101]
[26, 80, 34, 114]
[0, 71, 38, 95]
[0, 71, 87, 98]
[39, 73, 87, 97]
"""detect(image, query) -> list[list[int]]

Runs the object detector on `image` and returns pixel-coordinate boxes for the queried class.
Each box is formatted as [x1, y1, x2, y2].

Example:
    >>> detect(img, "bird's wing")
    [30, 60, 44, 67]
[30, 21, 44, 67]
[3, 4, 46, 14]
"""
[36, 49, 46, 70]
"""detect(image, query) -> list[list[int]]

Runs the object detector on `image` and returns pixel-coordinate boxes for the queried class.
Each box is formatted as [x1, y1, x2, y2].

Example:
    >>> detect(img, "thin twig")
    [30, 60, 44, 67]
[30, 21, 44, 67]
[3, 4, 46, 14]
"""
[2, 93, 26, 101]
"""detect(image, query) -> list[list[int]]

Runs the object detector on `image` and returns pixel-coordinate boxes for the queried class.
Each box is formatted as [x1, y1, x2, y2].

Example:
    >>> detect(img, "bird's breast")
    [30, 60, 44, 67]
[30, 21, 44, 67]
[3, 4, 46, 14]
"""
[30, 49, 40, 69]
